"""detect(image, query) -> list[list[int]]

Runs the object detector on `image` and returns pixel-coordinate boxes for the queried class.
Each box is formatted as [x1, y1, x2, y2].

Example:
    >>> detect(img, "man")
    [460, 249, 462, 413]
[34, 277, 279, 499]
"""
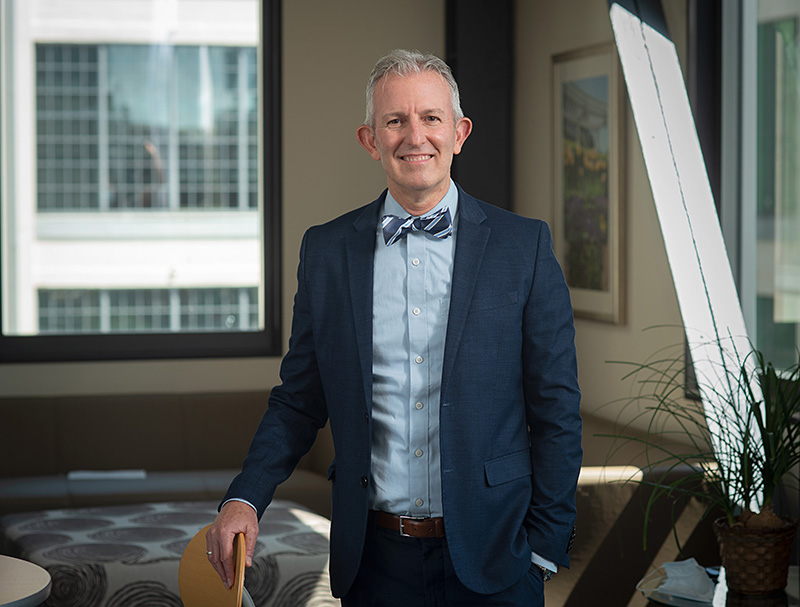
[206, 49, 582, 606]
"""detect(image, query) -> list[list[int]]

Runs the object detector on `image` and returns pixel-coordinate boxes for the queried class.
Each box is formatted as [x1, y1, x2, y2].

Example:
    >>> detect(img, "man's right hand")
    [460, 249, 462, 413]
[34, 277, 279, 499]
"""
[205, 500, 260, 589]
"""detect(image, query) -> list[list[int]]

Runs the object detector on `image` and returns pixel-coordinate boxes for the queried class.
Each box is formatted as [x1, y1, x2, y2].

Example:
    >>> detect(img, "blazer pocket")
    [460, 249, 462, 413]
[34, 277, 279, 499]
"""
[470, 290, 519, 312]
[484, 449, 532, 486]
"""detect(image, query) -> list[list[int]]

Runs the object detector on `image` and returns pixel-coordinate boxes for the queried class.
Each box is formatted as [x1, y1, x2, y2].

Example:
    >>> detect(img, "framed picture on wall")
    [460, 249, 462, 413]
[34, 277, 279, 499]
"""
[552, 43, 626, 324]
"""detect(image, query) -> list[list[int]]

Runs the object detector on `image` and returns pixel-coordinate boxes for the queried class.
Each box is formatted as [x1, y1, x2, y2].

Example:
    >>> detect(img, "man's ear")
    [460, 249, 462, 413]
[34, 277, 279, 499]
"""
[356, 125, 381, 160]
[453, 117, 473, 155]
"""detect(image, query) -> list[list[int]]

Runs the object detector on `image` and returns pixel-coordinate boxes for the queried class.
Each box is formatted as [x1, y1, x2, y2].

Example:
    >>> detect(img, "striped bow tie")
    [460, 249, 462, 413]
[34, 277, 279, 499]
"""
[381, 206, 453, 246]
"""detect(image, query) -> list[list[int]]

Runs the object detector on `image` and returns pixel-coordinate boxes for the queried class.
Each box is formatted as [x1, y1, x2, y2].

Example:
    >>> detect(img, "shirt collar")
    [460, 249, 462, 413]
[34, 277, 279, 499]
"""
[382, 180, 459, 219]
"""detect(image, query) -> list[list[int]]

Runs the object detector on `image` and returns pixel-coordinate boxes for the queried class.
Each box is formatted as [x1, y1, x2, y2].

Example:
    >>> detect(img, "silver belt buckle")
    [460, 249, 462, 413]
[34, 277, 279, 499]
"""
[398, 515, 425, 537]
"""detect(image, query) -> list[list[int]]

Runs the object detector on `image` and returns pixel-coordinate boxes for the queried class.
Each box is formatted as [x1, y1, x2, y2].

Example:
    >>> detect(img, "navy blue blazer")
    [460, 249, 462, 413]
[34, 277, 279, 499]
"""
[223, 185, 582, 597]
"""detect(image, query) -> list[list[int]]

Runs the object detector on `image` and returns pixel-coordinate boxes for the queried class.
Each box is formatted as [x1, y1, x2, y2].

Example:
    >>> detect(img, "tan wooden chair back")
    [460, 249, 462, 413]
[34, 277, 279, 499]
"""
[179, 523, 250, 607]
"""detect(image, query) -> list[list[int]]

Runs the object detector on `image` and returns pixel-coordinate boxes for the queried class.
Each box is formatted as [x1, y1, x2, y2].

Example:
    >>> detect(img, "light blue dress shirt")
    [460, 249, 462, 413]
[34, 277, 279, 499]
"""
[369, 182, 458, 518]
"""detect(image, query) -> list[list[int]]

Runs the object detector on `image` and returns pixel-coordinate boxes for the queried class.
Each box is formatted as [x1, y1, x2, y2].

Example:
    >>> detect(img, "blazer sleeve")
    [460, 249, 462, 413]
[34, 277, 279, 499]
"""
[222, 231, 329, 518]
[522, 221, 582, 568]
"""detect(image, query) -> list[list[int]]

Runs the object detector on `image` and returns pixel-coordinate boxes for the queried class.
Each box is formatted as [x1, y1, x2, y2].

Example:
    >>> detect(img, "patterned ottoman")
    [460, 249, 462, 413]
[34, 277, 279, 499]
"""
[0, 500, 340, 607]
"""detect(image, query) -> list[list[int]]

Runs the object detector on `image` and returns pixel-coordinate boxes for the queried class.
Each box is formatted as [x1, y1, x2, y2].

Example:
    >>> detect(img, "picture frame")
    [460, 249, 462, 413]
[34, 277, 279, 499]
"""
[552, 43, 626, 324]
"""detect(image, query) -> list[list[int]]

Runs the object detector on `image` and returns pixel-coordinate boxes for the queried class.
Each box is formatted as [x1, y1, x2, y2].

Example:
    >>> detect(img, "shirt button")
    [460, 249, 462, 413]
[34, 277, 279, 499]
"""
[412, 307, 421, 316]
[414, 355, 424, 364]
[415, 402, 424, 410]
[415, 449, 423, 458]
[411, 258, 421, 267]
[415, 498, 424, 507]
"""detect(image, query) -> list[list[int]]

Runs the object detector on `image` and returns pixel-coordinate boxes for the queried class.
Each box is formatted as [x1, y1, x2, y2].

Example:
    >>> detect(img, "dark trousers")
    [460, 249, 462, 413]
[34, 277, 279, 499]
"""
[341, 517, 545, 607]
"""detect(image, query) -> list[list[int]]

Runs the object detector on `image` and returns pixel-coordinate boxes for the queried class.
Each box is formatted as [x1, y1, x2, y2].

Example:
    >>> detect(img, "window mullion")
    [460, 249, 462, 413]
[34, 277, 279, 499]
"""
[169, 288, 180, 332]
[720, 0, 759, 338]
[169, 47, 180, 211]
[238, 48, 249, 211]
[99, 289, 110, 333]
[238, 287, 249, 330]
[98, 45, 109, 212]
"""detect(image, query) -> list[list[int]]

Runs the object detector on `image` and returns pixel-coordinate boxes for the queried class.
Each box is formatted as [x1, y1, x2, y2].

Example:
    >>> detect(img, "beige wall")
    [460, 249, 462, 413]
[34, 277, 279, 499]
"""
[0, 0, 446, 397]
[514, 1, 692, 463]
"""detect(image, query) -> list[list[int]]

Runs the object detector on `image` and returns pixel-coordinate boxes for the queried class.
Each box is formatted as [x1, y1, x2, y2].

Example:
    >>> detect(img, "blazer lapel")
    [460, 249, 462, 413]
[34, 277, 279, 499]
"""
[441, 189, 490, 398]
[346, 194, 384, 411]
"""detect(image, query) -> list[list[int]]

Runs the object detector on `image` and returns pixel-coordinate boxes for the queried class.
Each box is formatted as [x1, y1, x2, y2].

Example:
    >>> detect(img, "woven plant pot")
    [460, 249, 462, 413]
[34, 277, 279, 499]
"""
[713, 516, 799, 596]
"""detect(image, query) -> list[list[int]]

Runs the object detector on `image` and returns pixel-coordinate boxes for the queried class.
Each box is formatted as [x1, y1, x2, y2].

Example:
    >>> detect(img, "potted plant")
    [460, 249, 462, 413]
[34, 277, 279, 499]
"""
[604, 335, 800, 596]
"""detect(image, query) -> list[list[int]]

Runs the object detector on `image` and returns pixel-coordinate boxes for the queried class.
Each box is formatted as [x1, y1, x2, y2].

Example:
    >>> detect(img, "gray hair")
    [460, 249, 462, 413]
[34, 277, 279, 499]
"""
[364, 49, 464, 128]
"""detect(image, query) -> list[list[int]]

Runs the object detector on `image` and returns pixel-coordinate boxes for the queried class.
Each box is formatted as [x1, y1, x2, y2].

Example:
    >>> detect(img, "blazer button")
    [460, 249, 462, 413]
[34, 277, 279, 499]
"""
[360, 476, 368, 488]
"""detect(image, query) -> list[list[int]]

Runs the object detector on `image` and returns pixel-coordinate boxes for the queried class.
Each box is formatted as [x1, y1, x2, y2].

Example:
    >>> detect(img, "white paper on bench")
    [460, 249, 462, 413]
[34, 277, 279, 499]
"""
[67, 469, 148, 480]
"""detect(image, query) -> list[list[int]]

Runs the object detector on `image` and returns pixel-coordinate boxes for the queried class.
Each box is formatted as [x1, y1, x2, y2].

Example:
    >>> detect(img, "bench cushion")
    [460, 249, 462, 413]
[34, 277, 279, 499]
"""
[1, 499, 339, 606]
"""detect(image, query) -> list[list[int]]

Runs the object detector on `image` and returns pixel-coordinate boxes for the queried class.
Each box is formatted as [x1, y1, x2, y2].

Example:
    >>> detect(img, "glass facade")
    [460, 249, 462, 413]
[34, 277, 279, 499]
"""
[35, 43, 258, 212]
[36, 44, 101, 211]
[38, 287, 258, 334]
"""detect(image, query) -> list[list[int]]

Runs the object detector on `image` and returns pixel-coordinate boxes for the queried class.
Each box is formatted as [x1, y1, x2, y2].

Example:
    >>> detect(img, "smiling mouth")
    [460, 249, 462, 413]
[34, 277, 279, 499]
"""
[401, 154, 433, 162]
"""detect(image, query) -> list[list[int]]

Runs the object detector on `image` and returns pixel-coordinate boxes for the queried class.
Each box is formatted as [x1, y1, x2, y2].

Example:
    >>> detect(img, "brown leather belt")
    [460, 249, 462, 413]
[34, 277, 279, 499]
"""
[373, 511, 446, 538]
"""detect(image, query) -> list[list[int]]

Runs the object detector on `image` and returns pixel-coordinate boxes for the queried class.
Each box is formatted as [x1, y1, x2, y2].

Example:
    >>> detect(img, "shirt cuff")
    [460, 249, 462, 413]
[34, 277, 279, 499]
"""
[531, 552, 557, 574]
[221, 497, 258, 514]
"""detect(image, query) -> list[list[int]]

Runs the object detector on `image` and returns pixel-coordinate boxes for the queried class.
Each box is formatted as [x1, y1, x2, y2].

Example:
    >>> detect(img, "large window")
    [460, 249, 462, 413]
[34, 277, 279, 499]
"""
[755, 5, 799, 368]
[718, 0, 799, 369]
[0, 0, 281, 361]
[688, 0, 799, 370]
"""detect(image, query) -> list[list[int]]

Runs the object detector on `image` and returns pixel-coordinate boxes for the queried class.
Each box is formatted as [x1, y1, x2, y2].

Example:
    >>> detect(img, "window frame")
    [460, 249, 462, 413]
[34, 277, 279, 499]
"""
[0, 0, 282, 363]
[717, 0, 800, 368]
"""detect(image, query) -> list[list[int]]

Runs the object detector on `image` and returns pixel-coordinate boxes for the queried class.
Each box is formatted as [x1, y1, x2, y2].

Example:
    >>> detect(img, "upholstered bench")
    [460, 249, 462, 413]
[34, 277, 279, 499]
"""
[0, 499, 340, 607]
[0, 468, 332, 519]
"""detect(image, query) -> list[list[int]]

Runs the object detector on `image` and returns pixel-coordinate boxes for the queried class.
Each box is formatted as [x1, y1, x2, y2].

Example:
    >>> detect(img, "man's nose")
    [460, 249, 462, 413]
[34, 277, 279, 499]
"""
[405, 119, 426, 145]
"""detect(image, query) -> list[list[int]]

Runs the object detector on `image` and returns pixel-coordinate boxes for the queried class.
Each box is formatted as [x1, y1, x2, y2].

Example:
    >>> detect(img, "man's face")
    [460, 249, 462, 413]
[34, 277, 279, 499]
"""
[357, 70, 472, 213]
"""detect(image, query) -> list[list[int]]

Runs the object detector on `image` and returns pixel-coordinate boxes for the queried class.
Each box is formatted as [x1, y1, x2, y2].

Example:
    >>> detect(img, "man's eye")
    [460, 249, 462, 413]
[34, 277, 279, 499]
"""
[387, 119, 401, 126]
[425, 116, 441, 122]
